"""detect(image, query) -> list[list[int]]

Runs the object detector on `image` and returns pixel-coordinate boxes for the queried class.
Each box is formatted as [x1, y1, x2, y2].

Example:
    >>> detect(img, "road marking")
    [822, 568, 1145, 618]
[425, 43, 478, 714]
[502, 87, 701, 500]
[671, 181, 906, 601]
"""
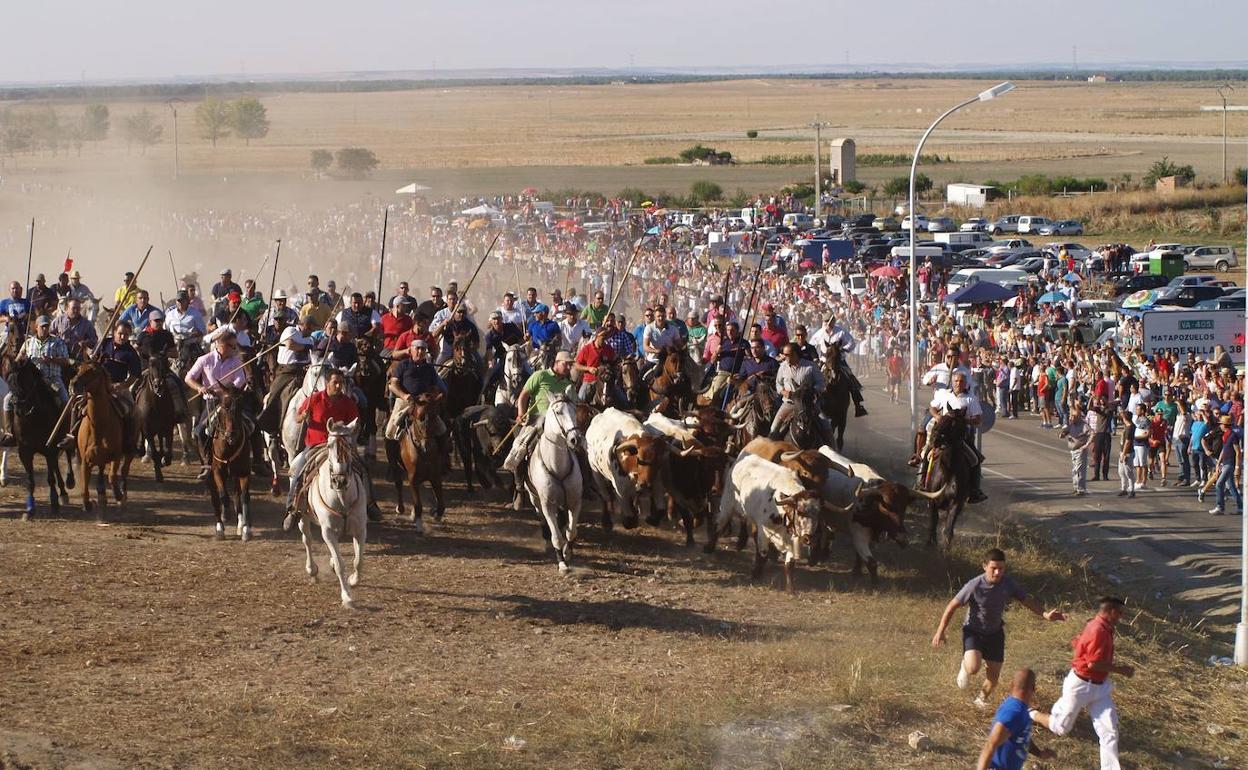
[986, 428, 1067, 456]
[983, 467, 1042, 490]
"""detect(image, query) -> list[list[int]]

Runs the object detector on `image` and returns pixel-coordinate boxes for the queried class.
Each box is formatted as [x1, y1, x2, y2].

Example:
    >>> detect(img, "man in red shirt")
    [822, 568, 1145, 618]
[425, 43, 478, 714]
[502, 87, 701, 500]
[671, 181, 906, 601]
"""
[1031, 596, 1132, 770]
[392, 313, 435, 361]
[379, 297, 414, 351]
[284, 369, 380, 525]
[574, 327, 624, 404]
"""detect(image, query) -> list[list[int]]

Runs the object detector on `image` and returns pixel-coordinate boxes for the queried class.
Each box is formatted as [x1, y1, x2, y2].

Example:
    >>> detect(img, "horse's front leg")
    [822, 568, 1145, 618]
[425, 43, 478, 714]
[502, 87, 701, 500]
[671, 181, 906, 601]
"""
[237, 476, 253, 541]
[209, 468, 227, 539]
[319, 523, 354, 609]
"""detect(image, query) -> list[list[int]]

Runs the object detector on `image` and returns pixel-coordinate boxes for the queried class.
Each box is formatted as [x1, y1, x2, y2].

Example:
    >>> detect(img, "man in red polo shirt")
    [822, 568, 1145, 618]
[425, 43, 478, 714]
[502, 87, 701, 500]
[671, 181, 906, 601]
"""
[574, 327, 624, 404]
[379, 297, 414, 352]
[1031, 596, 1132, 770]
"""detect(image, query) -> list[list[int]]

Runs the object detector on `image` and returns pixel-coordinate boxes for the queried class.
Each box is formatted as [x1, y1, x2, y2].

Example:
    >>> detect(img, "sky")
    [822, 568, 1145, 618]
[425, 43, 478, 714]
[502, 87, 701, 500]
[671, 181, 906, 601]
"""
[6, 0, 1247, 83]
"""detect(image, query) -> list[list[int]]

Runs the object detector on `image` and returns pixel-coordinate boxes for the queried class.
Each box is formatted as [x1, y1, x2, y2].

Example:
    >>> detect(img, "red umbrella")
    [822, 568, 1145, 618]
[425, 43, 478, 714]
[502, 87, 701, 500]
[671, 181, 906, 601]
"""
[799, 259, 818, 270]
[521, 186, 538, 195]
[555, 219, 578, 230]
[870, 265, 902, 278]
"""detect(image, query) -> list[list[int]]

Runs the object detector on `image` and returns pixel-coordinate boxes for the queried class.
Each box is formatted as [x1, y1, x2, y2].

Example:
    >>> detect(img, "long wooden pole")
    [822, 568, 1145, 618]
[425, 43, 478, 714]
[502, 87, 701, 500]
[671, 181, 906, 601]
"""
[224, 246, 274, 328]
[720, 252, 771, 410]
[263, 239, 282, 327]
[168, 249, 179, 297]
[24, 218, 34, 304]
[448, 233, 502, 317]
[375, 207, 389, 302]
[604, 235, 648, 318]
[47, 245, 154, 444]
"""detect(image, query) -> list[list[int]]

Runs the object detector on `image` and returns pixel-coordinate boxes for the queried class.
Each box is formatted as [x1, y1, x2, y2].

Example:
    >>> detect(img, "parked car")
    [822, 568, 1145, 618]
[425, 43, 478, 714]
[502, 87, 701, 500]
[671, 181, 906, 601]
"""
[1155, 284, 1226, 308]
[858, 243, 894, 261]
[960, 217, 989, 232]
[1165, 274, 1218, 290]
[872, 216, 900, 231]
[1111, 273, 1170, 296]
[1017, 257, 1047, 274]
[1038, 219, 1084, 236]
[843, 213, 875, 228]
[926, 216, 956, 233]
[820, 215, 845, 230]
[1195, 295, 1246, 311]
[1183, 245, 1238, 273]
[989, 215, 1022, 235]
[1042, 242, 1094, 262]
[1016, 216, 1054, 234]
[900, 214, 930, 231]
[958, 247, 993, 264]
[984, 238, 1034, 255]
[985, 248, 1044, 268]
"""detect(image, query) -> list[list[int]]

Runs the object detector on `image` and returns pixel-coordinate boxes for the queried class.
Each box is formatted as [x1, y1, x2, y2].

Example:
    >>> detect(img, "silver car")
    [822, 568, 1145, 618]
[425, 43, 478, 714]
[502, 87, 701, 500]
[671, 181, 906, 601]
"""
[1184, 245, 1239, 273]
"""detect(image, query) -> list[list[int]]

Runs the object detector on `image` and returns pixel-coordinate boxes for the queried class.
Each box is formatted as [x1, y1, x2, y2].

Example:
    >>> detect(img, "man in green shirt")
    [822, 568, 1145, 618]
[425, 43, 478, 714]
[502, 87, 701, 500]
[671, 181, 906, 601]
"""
[502, 351, 575, 509]
[583, 290, 609, 330]
[240, 279, 267, 325]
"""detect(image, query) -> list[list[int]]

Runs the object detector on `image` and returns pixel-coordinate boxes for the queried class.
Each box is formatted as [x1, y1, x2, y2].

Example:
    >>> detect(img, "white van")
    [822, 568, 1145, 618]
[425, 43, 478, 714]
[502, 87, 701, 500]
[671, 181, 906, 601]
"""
[1017, 216, 1054, 234]
[947, 268, 1029, 290]
[890, 245, 946, 261]
[783, 213, 815, 230]
[934, 232, 994, 247]
[830, 274, 869, 297]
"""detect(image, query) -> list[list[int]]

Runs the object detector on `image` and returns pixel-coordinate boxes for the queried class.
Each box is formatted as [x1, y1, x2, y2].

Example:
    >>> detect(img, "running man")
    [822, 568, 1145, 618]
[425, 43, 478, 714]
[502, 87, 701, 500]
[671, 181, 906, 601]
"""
[932, 548, 1066, 707]
[975, 668, 1056, 770]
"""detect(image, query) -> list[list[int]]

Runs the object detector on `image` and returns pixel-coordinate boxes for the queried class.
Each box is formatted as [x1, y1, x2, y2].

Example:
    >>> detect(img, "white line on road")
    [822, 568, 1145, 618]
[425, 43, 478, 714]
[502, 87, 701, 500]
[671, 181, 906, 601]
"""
[986, 428, 1067, 456]
[983, 467, 1043, 490]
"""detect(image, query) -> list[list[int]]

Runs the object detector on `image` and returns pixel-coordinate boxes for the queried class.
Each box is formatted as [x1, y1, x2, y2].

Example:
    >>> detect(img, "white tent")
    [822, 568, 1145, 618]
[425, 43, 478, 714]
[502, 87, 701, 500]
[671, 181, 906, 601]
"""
[461, 204, 501, 216]
[395, 182, 431, 195]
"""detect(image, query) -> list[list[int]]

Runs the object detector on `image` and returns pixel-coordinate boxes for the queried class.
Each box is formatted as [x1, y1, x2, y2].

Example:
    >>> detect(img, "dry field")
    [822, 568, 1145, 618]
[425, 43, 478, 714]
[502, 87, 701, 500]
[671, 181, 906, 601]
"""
[0, 433, 1245, 769]
[2, 78, 1245, 186]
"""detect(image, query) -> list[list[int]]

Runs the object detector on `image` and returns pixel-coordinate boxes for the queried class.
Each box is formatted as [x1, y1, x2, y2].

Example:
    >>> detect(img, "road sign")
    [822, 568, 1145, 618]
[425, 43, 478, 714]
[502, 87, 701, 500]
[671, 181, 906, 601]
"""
[1140, 309, 1245, 362]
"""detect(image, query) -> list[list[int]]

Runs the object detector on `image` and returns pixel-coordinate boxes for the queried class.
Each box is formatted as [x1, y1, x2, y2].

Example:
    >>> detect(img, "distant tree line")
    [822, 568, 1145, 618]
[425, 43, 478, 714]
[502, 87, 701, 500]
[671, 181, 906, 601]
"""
[0, 103, 111, 157]
[310, 147, 379, 178]
[194, 97, 270, 146]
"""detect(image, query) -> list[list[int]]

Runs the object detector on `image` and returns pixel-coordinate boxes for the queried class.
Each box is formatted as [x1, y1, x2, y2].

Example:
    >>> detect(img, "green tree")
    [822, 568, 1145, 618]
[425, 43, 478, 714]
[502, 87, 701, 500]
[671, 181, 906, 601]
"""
[1234, 167, 1246, 186]
[843, 179, 866, 194]
[335, 146, 379, 178]
[690, 180, 723, 203]
[121, 109, 163, 155]
[882, 176, 908, 196]
[1143, 156, 1195, 186]
[230, 97, 270, 145]
[195, 98, 231, 146]
[310, 149, 333, 173]
[31, 107, 62, 155]
[80, 104, 110, 142]
[746, 129, 758, 139]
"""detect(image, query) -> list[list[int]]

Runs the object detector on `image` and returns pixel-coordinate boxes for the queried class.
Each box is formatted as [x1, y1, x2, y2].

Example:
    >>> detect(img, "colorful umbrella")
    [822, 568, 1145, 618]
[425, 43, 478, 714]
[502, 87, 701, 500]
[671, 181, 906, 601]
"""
[521, 186, 538, 195]
[870, 265, 902, 278]
[1121, 289, 1161, 309]
[1062, 271, 1082, 282]
[640, 200, 654, 208]
[555, 219, 578, 229]
[1037, 291, 1068, 304]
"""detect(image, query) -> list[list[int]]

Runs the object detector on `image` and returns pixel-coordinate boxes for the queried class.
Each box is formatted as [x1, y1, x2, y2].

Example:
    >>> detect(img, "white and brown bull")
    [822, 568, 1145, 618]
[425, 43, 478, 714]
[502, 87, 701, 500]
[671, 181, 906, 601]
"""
[586, 408, 671, 532]
[707, 454, 846, 593]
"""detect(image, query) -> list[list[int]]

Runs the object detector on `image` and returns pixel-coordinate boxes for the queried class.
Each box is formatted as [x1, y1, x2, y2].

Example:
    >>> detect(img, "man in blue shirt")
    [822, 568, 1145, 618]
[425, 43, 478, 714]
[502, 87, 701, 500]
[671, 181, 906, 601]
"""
[975, 668, 1055, 770]
[0, 281, 32, 336]
[119, 290, 159, 341]
[526, 303, 559, 350]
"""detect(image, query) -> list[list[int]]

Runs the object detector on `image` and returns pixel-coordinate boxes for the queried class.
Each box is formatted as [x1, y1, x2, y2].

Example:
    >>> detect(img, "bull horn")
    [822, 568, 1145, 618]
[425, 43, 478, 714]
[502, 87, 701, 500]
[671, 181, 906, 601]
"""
[912, 486, 944, 500]
[472, 419, 490, 429]
[677, 445, 699, 457]
[820, 500, 854, 515]
[779, 450, 803, 462]
[616, 440, 639, 455]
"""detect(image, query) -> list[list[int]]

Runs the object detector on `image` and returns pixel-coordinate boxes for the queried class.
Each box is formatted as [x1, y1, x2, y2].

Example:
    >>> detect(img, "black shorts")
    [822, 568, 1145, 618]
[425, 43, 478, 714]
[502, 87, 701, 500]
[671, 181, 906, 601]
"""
[962, 626, 1005, 663]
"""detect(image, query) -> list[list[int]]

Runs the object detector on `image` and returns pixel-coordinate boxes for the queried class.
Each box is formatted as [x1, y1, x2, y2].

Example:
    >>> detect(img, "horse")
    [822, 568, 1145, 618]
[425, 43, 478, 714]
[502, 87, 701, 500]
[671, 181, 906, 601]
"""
[529, 338, 559, 371]
[393, 392, 448, 533]
[173, 338, 204, 464]
[648, 348, 693, 417]
[493, 342, 528, 406]
[819, 344, 852, 451]
[440, 335, 485, 492]
[205, 384, 254, 540]
[920, 409, 974, 549]
[351, 336, 388, 460]
[134, 355, 178, 482]
[5, 359, 73, 519]
[617, 355, 645, 409]
[524, 393, 584, 573]
[298, 418, 367, 609]
[70, 361, 135, 518]
[268, 357, 332, 495]
[725, 376, 779, 453]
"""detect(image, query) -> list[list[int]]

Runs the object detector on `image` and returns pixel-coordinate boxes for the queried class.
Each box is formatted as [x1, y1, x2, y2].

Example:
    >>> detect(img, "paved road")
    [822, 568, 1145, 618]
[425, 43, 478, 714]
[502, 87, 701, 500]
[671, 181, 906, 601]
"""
[838, 371, 1243, 631]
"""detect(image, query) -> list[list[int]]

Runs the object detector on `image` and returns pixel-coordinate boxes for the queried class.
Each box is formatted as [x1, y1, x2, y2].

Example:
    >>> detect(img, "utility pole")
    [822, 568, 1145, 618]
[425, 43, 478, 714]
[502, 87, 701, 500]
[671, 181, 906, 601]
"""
[166, 99, 181, 181]
[1216, 84, 1234, 183]
[810, 116, 830, 224]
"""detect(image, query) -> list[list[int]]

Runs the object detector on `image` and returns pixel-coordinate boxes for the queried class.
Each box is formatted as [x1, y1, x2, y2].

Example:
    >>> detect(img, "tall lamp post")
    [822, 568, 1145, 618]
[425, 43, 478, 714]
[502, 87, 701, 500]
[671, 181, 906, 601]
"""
[908, 82, 1014, 434]
[166, 99, 182, 181]
[1215, 84, 1234, 184]
[1237, 139, 1248, 667]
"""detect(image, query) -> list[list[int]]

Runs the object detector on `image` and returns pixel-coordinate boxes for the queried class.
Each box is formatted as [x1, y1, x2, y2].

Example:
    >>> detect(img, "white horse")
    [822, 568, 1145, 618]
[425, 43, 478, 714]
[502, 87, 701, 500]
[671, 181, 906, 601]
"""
[299, 418, 367, 609]
[494, 342, 528, 406]
[524, 393, 584, 573]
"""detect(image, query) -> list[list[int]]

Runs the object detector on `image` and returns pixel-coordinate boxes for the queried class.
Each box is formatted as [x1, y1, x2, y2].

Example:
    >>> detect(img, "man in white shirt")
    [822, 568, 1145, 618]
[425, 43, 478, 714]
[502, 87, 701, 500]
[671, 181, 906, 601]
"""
[922, 372, 987, 503]
[557, 303, 592, 353]
[923, 349, 977, 395]
[809, 313, 868, 416]
[165, 290, 207, 344]
[641, 305, 681, 370]
[257, 316, 315, 435]
[497, 292, 525, 326]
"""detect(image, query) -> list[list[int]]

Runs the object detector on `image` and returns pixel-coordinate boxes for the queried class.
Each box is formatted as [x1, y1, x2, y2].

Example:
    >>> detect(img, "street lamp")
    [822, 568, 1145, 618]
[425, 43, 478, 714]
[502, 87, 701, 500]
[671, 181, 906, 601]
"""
[166, 99, 182, 181]
[1237, 139, 1248, 667]
[1215, 84, 1234, 184]
[908, 82, 1014, 434]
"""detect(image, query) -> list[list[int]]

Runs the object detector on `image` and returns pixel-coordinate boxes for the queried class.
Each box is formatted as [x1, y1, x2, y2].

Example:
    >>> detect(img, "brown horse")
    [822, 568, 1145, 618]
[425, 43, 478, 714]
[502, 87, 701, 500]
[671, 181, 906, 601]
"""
[206, 384, 254, 540]
[440, 336, 485, 492]
[393, 392, 448, 533]
[648, 348, 692, 417]
[70, 361, 135, 518]
[819, 345, 852, 451]
[135, 356, 178, 482]
[352, 336, 388, 460]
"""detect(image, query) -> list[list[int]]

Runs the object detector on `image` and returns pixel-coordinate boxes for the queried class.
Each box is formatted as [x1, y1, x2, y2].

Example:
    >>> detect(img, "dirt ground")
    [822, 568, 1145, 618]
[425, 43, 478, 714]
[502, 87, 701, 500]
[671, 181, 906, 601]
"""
[1, 450, 1245, 770]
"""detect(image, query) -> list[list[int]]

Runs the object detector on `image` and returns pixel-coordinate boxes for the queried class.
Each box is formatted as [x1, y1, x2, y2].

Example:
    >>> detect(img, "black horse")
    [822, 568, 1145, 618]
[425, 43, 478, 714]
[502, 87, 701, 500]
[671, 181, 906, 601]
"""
[7, 359, 74, 519]
[920, 409, 974, 549]
[135, 356, 178, 482]
[819, 344, 852, 451]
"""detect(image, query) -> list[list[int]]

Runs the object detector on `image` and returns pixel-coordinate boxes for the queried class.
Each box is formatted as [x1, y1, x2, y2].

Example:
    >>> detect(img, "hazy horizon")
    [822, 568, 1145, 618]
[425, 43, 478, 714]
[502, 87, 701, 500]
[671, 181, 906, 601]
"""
[6, 0, 1246, 84]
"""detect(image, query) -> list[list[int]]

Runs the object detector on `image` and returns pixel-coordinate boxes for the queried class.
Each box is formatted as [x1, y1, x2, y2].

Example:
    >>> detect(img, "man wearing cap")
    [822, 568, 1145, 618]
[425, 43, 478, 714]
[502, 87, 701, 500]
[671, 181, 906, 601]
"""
[1031, 596, 1134, 770]
[337, 292, 382, 340]
[384, 338, 447, 442]
[557, 302, 591, 354]
[0, 314, 67, 446]
[261, 289, 298, 331]
[66, 269, 97, 307]
[526, 303, 560, 352]
[502, 350, 575, 510]
[811, 313, 869, 417]
[379, 296, 414, 353]
[0, 281, 32, 337]
[497, 291, 525, 327]
[185, 330, 249, 479]
[482, 310, 526, 400]
[139, 309, 176, 359]
[212, 290, 245, 330]
[165, 290, 207, 353]
[257, 316, 314, 436]
[211, 269, 242, 302]
[54, 321, 142, 451]
[50, 298, 98, 361]
[28, 274, 57, 317]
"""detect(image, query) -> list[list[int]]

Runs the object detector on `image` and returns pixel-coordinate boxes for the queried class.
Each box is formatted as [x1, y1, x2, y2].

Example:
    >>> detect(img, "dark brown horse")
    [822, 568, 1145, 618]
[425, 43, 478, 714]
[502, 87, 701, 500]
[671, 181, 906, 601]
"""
[393, 392, 448, 533]
[6, 358, 73, 519]
[135, 355, 177, 482]
[352, 336, 388, 461]
[920, 410, 973, 549]
[648, 347, 692, 417]
[440, 336, 485, 492]
[206, 384, 254, 540]
[70, 361, 135, 519]
[819, 344, 852, 451]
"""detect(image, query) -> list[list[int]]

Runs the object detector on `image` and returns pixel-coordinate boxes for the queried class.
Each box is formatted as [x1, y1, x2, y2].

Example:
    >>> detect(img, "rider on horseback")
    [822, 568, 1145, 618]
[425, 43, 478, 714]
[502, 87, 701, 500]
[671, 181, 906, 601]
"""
[481, 310, 526, 400]
[920, 371, 987, 504]
[809, 313, 869, 417]
[574, 327, 626, 405]
[769, 341, 831, 446]
[184, 330, 250, 480]
[1, 315, 68, 447]
[284, 368, 382, 528]
[502, 350, 575, 510]
[383, 338, 447, 441]
[55, 320, 141, 450]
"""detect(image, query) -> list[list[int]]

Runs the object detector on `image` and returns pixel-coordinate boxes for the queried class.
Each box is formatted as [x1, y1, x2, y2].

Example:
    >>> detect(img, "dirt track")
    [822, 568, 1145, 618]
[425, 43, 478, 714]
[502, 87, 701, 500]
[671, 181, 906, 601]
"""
[1, 456, 1242, 770]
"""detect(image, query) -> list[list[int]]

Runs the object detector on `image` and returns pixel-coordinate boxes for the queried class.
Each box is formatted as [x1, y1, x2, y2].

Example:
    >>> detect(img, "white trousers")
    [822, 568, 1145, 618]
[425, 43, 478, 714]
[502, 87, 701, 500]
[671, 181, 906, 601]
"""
[1048, 669, 1120, 770]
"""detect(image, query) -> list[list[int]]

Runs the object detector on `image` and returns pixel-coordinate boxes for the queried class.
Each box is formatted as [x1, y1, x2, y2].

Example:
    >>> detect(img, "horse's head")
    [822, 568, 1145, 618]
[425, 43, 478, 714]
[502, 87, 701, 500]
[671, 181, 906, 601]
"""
[354, 336, 375, 359]
[7, 358, 46, 402]
[545, 393, 583, 451]
[325, 418, 360, 490]
[71, 360, 110, 394]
